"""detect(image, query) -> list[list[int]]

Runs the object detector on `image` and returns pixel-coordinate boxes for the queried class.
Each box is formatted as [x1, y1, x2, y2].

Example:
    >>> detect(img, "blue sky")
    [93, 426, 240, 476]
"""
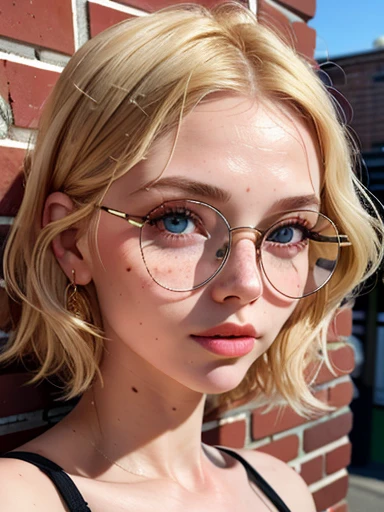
[309, 0, 384, 59]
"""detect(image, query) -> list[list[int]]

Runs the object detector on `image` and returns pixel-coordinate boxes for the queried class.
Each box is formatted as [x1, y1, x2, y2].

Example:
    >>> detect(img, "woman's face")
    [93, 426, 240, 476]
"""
[79, 95, 321, 395]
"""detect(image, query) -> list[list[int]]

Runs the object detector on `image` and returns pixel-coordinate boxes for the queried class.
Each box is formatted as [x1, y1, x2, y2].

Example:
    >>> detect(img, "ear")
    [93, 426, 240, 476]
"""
[42, 192, 92, 285]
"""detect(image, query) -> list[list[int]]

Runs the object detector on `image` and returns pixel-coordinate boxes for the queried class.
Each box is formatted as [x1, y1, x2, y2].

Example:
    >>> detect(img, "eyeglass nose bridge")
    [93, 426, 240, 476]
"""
[229, 225, 264, 247]
[215, 226, 264, 261]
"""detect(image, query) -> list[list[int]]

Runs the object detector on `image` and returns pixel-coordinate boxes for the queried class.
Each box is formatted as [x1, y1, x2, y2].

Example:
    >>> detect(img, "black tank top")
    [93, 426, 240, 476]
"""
[0, 448, 292, 512]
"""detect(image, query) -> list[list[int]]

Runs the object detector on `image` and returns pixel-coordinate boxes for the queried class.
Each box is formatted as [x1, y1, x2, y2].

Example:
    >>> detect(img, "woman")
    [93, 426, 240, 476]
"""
[0, 4, 382, 511]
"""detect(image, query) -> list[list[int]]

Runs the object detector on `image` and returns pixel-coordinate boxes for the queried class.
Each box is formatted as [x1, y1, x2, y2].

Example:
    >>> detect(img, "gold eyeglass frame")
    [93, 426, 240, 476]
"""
[98, 199, 351, 298]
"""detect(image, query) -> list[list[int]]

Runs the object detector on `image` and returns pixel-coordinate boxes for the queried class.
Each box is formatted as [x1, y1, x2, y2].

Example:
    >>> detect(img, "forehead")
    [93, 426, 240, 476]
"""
[109, 95, 321, 215]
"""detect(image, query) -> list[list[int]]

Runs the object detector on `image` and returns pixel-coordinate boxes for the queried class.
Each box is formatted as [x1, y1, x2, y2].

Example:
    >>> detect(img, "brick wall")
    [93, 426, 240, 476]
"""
[321, 49, 384, 152]
[0, 1, 354, 511]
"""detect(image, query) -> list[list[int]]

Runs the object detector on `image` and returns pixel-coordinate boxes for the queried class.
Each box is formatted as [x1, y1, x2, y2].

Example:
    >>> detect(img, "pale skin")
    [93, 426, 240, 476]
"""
[0, 95, 318, 511]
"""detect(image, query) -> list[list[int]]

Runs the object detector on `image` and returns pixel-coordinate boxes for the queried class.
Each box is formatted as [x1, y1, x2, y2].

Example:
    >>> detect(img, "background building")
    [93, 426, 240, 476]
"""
[322, 46, 384, 469]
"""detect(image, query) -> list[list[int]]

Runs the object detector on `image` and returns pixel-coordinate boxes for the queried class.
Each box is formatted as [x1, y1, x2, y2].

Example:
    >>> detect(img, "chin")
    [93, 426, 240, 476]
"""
[189, 361, 252, 395]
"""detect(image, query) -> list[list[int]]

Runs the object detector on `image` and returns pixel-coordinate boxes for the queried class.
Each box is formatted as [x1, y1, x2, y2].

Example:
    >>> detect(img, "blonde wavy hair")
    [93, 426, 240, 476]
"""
[1, 3, 383, 416]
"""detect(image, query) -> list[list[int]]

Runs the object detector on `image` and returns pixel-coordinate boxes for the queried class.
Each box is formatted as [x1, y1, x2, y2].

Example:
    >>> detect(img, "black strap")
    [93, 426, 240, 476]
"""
[0, 451, 91, 512]
[2, 448, 291, 512]
[217, 447, 292, 512]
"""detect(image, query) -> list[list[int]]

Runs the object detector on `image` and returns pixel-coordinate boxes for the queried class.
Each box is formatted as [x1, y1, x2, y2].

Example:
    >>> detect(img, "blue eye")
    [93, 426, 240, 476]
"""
[267, 225, 305, 244]
[163, 214, 195, 234]
[269, 227, 294, 243]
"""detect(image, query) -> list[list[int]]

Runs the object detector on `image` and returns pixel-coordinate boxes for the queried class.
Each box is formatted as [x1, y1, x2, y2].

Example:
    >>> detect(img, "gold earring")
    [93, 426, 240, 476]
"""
[65, 269, 84, 319]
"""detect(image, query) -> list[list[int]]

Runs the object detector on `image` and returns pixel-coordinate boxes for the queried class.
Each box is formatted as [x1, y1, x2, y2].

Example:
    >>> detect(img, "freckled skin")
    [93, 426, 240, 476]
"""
[82, 95, 321, 397]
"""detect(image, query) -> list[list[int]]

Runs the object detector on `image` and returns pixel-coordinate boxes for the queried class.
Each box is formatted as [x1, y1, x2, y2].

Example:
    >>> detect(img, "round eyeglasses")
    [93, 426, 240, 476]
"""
[99, 199, 351, 298]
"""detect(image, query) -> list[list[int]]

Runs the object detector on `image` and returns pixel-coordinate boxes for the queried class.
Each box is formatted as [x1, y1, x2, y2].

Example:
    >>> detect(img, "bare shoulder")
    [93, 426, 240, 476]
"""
[236, 448, 316, 512]
[0, 457, 67, 511]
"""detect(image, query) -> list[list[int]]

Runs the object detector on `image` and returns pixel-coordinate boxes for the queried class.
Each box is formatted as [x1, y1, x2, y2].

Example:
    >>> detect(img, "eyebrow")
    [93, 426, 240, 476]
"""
[271, 194, 320, 212]
[139, 176, 231, 203]
[139, 176, 319, 211]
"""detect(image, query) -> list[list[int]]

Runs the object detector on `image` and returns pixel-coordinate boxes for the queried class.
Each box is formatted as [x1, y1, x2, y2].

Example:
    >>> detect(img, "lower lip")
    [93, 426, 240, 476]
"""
[191, 336, 255, 357]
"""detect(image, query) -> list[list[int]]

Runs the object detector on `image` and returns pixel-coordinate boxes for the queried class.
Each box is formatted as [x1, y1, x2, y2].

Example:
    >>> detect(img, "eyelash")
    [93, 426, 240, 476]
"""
[271, 217, 311, 234]
[148, 207, 200, 224]
[266, 217, 311, 251]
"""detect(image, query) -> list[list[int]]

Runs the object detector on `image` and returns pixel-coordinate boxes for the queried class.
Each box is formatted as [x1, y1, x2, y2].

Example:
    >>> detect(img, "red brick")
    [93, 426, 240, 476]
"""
[0, 60, 8, 100]
[327, 309, 353, 342]
[0, 425, 49, 454]
[202, 420, 246, 448]
[88, 3, 132, 38]
[0, 148, 25, 215]
[116, 0, 231, 12]
[0, 0, 75, 55]
[312, 475, 349, 512]
[328, 381, 354, 408]
[305, 345, 355, 385]
[304, 412, 353, 452]
[327, 500, 348, 512]
[276, 0, 316, 20]
[314, 387, 329, 404]
[2, 60, 60, 128]
[300, 455, 324, 485]
[292, 22, 316, 59]
[252, 405, 306, 440]
[258, 0, 293, 45]
[326, 443, 352, 475]
[256, 434, 299, 462]
[0, 373, 54, 417]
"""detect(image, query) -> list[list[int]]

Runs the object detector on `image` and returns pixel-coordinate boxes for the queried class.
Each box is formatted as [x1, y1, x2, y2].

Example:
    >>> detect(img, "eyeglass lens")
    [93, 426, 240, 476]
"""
[139, 200, 340, 297]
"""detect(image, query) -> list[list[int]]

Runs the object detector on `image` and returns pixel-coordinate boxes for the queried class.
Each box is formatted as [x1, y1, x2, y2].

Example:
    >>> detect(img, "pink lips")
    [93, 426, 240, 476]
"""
[191, 323, 257, 357]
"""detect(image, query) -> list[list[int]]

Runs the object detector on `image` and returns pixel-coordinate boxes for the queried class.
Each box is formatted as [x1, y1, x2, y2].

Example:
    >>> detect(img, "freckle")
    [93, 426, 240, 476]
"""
[246, 187, 250, 192]
[155, 337, 158, 341]
[132, 386, 138, 393]
[168, 269, 172, 274]
[126, 267, 132, 272]
[119, 293, 122, 296]
[117, 417, 121, 422]
[139, 322, 142, 325]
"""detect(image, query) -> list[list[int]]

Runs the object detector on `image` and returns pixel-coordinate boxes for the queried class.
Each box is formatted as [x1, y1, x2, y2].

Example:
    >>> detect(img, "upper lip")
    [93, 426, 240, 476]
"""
[192, 323, 258, 338]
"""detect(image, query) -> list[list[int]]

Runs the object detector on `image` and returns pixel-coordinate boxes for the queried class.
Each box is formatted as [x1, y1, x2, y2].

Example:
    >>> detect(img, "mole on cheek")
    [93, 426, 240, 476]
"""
[131, 387, 138, 393]
[126, 267, 132, 272]
[172, 407, 177, 411]
[246, 187, 251, 193]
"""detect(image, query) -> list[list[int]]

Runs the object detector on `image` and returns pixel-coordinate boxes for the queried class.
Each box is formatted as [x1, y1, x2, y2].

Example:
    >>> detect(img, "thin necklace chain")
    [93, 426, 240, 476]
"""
[63, 391, 151, 479]
[66, 424, 151, 478]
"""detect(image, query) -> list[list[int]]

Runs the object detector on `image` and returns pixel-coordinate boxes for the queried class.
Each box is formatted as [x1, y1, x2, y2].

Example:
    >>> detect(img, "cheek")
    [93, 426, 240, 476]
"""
[93, 231, 193, 319]
[262, 297, 299, 346]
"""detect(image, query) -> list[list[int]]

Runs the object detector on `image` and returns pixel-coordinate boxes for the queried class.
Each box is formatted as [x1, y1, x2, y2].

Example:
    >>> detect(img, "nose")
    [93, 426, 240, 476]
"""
[210, 236, 263, 305]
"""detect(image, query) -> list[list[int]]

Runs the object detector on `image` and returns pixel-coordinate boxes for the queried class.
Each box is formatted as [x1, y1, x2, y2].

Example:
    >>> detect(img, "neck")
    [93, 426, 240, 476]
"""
[63, 339, 212, 487]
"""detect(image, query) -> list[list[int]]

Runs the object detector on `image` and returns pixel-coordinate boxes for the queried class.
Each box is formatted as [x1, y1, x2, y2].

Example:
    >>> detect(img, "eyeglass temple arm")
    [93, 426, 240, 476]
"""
[99, 206, 145, 228]
[309, 232, 352, 247]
